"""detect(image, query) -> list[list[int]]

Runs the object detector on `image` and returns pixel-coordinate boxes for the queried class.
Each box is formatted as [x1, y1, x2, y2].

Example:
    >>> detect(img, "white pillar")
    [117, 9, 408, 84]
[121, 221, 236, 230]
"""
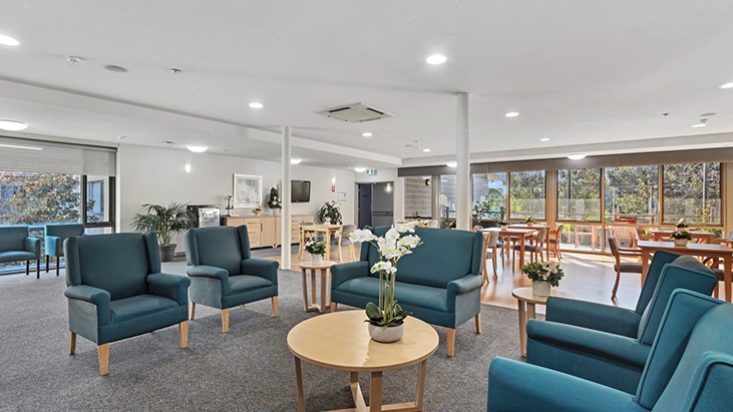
[281, 126, 292, 270]
[456, 92, 471, 230]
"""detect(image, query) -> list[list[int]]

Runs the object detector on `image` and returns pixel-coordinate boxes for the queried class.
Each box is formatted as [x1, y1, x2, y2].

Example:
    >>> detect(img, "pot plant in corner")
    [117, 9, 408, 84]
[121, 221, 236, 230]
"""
[672, 218, 692, 247]
[267, 186, 281, 215]
[350, 222, 422, 343]
[318, 201, 342, 225]
[133, 203, 194, 262]
[304, 239, 326, 264]
[522, 261, 564, 297]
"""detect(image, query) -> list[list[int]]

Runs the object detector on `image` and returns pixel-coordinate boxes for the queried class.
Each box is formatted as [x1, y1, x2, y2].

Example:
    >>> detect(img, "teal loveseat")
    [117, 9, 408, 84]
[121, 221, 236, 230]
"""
[0, 225, 41, 278]
[64, 232, 191, 376]
[330, 227, 484, 356]
[45, 223, 84, 276]
[488, 290, 732, 411]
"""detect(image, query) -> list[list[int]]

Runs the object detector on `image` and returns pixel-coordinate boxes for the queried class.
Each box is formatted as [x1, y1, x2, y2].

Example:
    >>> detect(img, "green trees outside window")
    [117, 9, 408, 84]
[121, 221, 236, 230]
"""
[558, 168, 601, 221]
[510, 170, 546, 220]
[663, 162, 721, 224]
[604, 166, 659, 224]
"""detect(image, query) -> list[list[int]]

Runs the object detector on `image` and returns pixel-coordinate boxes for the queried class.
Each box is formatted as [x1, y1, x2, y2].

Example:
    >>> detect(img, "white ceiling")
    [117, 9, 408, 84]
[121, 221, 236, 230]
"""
[1, 0, 733, 169]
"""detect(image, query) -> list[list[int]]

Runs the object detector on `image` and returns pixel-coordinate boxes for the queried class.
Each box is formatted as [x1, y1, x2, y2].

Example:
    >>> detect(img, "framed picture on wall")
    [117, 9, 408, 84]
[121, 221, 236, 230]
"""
[232, 174, 262, 208]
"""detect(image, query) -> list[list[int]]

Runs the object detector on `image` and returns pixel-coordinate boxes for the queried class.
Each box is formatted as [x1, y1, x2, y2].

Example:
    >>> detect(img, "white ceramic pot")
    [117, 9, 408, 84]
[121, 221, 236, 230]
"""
[673, 239, 689, 247]
[309, 253, 324, 264]
[368, 323, 404, 343]
[532, 280, 551, 297]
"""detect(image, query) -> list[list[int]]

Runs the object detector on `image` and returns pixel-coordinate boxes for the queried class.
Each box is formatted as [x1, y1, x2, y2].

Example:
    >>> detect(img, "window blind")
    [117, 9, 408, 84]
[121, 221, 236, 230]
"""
[0, 136, 116, 176]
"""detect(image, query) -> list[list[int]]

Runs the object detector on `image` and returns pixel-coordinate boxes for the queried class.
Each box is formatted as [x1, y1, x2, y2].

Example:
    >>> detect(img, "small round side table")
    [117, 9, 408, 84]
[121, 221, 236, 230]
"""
[512, 287, 570, 357]
[298, 260, 335, 313]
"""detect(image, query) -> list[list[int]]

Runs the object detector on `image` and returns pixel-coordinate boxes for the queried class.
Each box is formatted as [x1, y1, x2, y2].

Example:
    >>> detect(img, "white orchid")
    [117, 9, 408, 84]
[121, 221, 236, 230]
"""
[350, 228, 377, 243]
[394, 221, 417, 233]
[397, 234, 421, 250]
[370, 260, 397, 274]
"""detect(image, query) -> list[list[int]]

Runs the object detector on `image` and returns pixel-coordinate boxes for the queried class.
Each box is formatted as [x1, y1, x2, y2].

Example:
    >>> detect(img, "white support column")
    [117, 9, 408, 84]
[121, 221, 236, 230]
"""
[281, 126, 292, 270]
[456, 92, 471, 230]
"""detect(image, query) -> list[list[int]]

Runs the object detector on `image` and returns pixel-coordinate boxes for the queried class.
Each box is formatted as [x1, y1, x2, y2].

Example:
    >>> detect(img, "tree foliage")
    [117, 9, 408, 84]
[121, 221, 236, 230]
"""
[0, 171, 81, 225]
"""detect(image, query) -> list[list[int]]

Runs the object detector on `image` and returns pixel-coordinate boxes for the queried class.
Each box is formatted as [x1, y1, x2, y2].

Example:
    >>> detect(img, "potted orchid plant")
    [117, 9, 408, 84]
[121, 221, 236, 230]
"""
[522, 261, 564, 297]
[672, 218, 691, 247]
[350, 222, 422, 343]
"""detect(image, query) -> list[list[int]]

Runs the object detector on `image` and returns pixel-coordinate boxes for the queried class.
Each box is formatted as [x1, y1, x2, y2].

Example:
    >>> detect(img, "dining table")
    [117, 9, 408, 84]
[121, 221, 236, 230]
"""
[637, 240, 732, 302]
[647, 229, 715, 244]
[481, 227, 539, 272]
[508, 224, 552, 261]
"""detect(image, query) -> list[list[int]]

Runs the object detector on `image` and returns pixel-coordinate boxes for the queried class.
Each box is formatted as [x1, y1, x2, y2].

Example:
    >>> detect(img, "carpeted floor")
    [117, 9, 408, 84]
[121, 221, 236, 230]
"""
[0, 262, 527, 411]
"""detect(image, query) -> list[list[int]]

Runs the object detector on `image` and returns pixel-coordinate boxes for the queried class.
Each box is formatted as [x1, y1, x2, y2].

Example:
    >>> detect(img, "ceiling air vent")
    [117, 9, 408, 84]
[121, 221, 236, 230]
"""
[319, 102, 392, 123]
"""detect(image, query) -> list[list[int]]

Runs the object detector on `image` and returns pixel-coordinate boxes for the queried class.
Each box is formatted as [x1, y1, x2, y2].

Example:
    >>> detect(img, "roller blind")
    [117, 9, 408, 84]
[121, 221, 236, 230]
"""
[0, 136, 116, 176]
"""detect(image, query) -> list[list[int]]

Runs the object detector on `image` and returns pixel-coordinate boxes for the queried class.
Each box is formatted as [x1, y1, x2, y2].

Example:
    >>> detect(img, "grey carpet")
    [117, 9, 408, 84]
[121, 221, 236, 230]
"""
[0, 265, 527, 411]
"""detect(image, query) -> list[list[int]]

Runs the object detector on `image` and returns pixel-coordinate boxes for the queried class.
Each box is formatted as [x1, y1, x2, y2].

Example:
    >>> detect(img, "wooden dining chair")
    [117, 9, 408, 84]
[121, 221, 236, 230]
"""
[482, 231, 500, 283]
[607, 237, 642, 300]
[548, 225, 563, 260]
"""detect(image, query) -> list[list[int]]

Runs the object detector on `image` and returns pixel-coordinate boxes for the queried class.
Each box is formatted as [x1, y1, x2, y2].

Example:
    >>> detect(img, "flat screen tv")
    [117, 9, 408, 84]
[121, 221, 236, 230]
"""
[291, 180, 311, 203]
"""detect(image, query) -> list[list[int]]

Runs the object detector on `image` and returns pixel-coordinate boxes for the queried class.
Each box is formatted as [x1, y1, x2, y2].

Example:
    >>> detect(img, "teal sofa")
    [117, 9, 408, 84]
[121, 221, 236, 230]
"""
[526, 252, 717, 393]
[184, 226, 279, 333]
[64, 232, 191, 376]
[0, 225, 41, 278]
[488, 290, 732, 411]
[330, 227, 484, 356]
[45, 223, 84, 276]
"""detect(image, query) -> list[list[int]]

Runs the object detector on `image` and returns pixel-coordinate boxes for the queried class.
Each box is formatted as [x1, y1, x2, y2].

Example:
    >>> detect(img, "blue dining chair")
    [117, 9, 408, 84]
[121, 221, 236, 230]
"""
[0, 225, 41, 278]
[45, 223, 84, 276]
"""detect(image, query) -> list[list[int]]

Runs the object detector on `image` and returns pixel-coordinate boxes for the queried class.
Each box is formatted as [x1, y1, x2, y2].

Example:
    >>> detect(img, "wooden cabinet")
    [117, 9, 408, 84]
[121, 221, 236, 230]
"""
[221, 214, 314, 249]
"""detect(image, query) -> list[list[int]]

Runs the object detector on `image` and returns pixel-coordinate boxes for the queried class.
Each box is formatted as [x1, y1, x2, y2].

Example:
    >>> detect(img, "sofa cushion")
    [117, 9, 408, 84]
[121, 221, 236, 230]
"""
[0, 250, 36, 263]
[110, 294, 179, 323]
[228, 274, 274, 294]
[336, 277, 448, 312]
[190, 227, 243, 276]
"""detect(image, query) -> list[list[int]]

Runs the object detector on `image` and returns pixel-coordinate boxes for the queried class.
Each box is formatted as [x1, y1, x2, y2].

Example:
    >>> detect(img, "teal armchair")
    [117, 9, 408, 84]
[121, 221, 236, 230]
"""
[330, 227, 484, 356]
[184, 226, 279, 332]
[0, 225, 41, 278]
[64, 232, 191, 376]
[526, 253, 718, 393]
[488, 290, 732, 411]
[45, 223, 84, 276]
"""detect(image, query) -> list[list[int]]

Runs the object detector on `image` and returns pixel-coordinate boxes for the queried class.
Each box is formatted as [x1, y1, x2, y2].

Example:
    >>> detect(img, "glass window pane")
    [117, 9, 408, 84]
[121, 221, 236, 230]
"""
[440, 175, 456, 226]
[0, 170, 81, 225]
[557, 168, 601, 221]
[604, 166, 659, 224]
[663, 162, 721, 224]
[86, 175, 111, 223]
[403, 176, 432, 219]
[472, 172, 507, 222]
[509, 170, 545, 220]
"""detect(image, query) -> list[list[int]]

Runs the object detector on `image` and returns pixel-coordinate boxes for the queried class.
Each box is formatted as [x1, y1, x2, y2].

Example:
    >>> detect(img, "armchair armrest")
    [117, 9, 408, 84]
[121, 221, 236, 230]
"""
[186, 265, 230, 295]
[488, 357, 645, 412]
[25, 236, 41, 257]
[241, 258, 279, 285]
[147, 273, 190, 305]
[45, 235, 62, 256]
[447, 273, 483, 295]
[331, 261, 369, 289]
[64, 285, 111, 325]
[546, 297, 641, 338]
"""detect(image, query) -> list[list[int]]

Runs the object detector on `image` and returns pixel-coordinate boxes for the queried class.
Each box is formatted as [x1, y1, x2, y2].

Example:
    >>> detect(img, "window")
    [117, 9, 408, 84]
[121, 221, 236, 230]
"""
[557, 168, 601, 221]
[0, 171, 81, 225]
[604, 166, 658, 224]
[472, 172, 507, 221]
[510, 170, 545, 220]
[403, 176, 432, 218]
[440, 175, 456, 220]
[663, 162, 721, 224]
[84, 175, 114, 225]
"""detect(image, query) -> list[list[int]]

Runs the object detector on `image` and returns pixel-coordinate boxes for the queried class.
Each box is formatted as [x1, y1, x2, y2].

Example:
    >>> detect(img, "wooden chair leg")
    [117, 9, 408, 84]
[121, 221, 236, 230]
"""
[612, 270, 621, 299]
[179, 321, 188, 349]
[446, 328, 456, 357]
[475, 314, 482, 334]
[69, 332, 76, 355]
[492, 256, 498, 277]
[189, 302, 196, 320]
[330, 302, 337, 312]
[221, 309, 230, 333]
[98, 344, 109, 376]
[271, 296, 279, 317]
[56, 257, 60, 276]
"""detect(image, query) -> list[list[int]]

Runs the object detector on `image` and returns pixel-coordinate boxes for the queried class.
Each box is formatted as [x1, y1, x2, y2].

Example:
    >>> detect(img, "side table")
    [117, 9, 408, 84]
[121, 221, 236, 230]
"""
[298, 260, 335, 313]
[512, 286, 570, 357]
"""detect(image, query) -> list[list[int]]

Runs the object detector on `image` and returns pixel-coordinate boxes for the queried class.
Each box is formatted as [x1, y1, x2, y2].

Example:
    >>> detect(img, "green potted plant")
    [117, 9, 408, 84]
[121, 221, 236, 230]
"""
[318, 201, 342, 225]
[304, 239, 326, 263]
[132, 203, 193, 262]
[349, 222, 422, 343]
[522, 261, 564, 297]
[267, 186, 281, 214]
[672, 218, 692, 247]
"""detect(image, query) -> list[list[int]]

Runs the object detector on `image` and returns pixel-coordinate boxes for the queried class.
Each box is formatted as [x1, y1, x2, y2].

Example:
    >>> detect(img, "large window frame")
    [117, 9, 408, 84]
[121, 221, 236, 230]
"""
[556, 168, 602, 223]
[82, 175, 116, 230]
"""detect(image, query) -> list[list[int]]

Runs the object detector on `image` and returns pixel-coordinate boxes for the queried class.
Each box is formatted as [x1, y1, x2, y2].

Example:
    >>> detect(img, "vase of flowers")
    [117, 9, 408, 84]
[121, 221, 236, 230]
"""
[522, 262, 564, 297]
[304, 240, 326, 264]
[350, 222, 422, 343]
[672, 218, 691, 247]
[525, 217, 535, 227]
[267, 187, 281, 215]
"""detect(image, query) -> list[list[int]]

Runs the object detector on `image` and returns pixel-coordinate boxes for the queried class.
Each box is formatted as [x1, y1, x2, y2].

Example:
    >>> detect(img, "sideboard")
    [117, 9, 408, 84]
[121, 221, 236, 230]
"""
[221, 214, 315, 248]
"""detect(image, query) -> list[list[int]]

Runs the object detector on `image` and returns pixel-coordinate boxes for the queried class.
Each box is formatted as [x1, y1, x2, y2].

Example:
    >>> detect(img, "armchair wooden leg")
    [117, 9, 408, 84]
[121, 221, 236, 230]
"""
[98, 344, 109, 376]
[69, 332, 76, 355]
[189, 302, 196, 320]
[271, 296, 279, 317]
[446, 328, 456, 357]
[221, 309, 230, 333]
[330, 302, 337, 312]
[475, 314, 482, 334]
[179, 321, 188, 349]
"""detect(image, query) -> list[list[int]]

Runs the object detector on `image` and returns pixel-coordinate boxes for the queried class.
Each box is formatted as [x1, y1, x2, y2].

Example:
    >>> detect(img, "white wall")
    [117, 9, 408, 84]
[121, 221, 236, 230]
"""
[116, 144, 356, 240]
[354, 168, 405, 223]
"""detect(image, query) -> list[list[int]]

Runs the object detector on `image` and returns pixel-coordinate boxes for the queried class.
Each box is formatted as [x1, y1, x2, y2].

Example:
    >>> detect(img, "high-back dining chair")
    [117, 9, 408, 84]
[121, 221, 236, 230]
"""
[608, 237, 643, 299]
[45, 223, 84, 277]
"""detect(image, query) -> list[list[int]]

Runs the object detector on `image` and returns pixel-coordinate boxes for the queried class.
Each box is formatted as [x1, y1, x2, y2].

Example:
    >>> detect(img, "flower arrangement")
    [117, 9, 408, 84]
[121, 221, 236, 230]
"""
[304, 240, 326, 256]
[267, 187, 281, 209]
[672, 218, 691, 244]
[318, 201, 342, 224]
[522, 262, 564, 287]
[525, 217, 535, 224]
[350, 222, 422, 330]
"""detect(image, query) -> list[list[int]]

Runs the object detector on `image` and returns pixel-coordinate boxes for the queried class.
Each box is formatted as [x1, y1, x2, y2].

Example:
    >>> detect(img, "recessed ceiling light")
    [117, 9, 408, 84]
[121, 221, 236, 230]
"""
[186, 145, 208, 153]
[0, 119, 29, 131]
[422, 148, 432, 153]
[720, 82, 733, 89]
[505, 111, 520, 118]
[425, 54, 447, 65]
[353, 167, 367, 173]
[446, 161, 457, 168]
[691, 123, 707, 128]
[362, 132, 373, 137]
[290, 158, 302, 165]
[105, 64, 128, 73]
[539, 138, 551, 142]
[0, 143, 41, 151]
[0, 34, 20, 47]
[567, 153, 587, 160]
[249, 102, 264, 109]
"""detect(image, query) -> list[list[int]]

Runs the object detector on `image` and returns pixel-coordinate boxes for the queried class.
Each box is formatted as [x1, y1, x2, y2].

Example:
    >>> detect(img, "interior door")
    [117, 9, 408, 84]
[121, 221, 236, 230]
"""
[371, 182, 394, 227]
[358, 183, 372, 228]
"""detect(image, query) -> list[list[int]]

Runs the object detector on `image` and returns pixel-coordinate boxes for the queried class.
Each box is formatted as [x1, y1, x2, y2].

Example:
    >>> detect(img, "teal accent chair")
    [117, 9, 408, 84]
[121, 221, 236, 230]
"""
[45, 223, 84, 277]
[0, 225, 41, 278]
[184, 226, 279, 332]
[526, 253, 718, 393]
[330, 227, 484, 356]
[488, 290, 732, 411]
[64, 232, 191, 376]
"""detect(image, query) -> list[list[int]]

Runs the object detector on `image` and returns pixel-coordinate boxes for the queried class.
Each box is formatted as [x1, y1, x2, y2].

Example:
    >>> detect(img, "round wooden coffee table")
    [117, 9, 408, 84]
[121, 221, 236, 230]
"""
[287, 310, 439, 412]
[512, 287, 570, 357]
[297, 260, 335, 313]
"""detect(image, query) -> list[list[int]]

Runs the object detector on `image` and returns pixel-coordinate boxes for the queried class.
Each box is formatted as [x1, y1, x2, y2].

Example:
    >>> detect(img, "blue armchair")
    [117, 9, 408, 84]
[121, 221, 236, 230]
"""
[330, 226, 484, 356]
[0, 225, 41, 278]
[184, 226, 279, 332]
[45, 223, 84, 277]
[64, 232, 191, 376]
[488, 290, 732, 411]
[526, 252, 718, 393]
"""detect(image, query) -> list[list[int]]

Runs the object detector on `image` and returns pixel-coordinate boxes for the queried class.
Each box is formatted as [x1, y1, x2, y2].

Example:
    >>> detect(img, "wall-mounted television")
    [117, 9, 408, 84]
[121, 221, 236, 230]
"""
[291, 180, 311, 203]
